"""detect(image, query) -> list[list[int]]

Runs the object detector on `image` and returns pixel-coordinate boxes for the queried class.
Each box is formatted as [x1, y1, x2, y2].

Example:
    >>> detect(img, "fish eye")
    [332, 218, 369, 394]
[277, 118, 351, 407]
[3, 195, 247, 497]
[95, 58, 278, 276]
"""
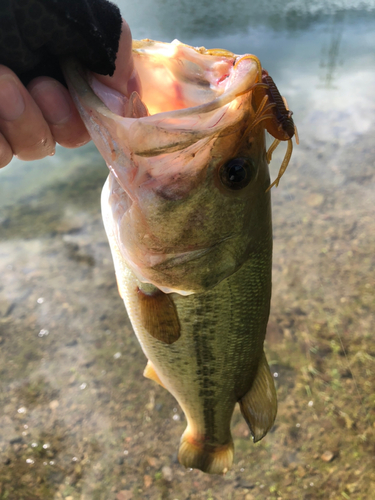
[219, 157, 254, 190]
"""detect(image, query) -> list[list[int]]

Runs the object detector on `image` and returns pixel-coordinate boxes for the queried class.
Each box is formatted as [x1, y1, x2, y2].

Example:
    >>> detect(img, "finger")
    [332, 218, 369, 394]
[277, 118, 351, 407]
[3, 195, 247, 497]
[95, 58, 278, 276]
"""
[0, 132, 13, 168]
[0, 65, 55, 161]
[28, 77, 90, 149]
[94, 19, 141, 97]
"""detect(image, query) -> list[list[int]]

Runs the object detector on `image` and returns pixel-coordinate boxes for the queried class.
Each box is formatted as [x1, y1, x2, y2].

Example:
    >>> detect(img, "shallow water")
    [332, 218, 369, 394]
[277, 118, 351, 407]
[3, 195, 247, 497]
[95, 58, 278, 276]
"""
[0, 1, 374, 499]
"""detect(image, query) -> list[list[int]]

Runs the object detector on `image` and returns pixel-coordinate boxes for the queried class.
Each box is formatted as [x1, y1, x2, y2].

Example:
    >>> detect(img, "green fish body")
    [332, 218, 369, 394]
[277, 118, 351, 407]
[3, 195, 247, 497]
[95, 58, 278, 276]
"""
[64, 40, 279, 474]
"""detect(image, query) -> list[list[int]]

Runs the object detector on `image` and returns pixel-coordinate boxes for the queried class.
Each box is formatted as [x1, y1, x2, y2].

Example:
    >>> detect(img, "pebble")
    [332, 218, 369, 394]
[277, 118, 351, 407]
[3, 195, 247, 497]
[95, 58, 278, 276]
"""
[297, 465, 306, 477]
[144, 474, 152, 488]
[306, 193, 325, 207]
[146, 456, 157, 467]
[49, 400, 59, 410]
[321, 450, 335, 462]
[346, 483, 358, 493]
[116, 491, 133, 500]
[162, 465, 173, 482]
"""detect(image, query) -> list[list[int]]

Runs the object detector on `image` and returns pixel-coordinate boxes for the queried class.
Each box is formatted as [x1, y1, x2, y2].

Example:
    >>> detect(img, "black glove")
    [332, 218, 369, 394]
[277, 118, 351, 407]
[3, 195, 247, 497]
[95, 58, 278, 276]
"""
[0, 0, 122, 86]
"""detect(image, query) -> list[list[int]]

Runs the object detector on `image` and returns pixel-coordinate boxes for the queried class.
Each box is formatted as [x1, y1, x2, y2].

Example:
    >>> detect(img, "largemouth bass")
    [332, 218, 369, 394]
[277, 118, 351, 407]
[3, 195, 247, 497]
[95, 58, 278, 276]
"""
[63, 39, 295, 474]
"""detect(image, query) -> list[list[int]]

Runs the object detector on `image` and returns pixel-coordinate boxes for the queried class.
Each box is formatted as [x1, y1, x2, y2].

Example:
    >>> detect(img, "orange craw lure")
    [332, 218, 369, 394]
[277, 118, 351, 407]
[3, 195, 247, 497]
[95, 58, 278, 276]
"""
[237, 55, 299, 191]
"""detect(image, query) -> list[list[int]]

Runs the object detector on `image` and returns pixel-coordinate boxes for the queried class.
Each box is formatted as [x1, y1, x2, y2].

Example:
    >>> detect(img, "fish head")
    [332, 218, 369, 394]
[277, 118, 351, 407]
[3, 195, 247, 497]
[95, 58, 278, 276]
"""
[64, 40, 272, 294]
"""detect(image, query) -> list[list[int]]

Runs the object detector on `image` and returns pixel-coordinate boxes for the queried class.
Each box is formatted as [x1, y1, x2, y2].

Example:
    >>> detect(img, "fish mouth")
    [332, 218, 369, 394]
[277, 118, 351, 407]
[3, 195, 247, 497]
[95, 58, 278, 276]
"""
[63, 40, 260, 205]
[62, 42, 259, 160]
[64, 42, 266, 295]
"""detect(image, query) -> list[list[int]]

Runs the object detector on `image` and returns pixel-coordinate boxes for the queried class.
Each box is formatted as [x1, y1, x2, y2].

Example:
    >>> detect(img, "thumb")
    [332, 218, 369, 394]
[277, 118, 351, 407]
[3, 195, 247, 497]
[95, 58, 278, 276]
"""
[93, 20, 141, 97]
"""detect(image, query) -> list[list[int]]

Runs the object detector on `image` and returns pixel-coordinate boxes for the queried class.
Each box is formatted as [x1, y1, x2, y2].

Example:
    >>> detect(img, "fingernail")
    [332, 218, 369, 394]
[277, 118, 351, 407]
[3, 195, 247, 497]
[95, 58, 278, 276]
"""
[31, 82, 72, 125]
[0, 76, 25, 121]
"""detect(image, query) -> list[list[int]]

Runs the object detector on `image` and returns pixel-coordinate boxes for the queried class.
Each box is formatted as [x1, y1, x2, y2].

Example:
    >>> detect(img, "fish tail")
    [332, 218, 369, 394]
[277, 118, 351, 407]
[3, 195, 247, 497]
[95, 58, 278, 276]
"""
[178, 430, 234, 475]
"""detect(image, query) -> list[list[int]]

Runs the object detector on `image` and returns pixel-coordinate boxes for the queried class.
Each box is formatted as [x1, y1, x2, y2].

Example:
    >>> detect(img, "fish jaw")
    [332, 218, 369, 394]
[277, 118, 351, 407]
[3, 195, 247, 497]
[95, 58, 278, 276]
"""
[63, 42, 268, 293]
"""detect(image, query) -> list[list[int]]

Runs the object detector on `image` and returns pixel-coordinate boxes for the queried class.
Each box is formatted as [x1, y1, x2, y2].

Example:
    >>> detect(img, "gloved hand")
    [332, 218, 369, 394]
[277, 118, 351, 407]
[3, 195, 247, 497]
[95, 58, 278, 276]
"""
[0, 0, 137, 167]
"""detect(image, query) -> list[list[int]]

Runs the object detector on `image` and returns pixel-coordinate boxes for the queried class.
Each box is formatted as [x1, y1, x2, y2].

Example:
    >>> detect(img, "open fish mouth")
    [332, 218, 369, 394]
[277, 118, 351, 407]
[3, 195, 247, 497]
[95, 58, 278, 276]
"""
[63, 40, 259, 167]
[63, 40, 269, 293]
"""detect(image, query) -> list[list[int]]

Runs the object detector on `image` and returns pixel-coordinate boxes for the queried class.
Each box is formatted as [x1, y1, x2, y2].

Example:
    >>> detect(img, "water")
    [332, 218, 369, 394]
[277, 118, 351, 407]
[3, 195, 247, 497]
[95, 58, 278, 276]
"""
[0, 1, 374, 499]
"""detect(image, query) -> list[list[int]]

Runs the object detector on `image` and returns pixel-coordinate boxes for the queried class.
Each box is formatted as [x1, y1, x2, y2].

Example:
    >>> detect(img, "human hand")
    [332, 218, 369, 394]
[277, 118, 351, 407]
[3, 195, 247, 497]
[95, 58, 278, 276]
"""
[0, 20, 136, 168]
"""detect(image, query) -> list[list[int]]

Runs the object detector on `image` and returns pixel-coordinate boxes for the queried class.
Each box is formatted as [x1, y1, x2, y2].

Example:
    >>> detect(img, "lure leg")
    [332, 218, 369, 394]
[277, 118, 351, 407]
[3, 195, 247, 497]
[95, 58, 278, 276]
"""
[266, 138, 293, 192]
[266, 138, 280, 164]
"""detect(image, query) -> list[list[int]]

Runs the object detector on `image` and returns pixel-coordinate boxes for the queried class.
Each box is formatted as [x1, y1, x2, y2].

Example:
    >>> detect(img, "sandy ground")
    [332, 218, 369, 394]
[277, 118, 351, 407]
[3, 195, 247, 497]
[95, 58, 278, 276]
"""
[0, 120, 374, 500]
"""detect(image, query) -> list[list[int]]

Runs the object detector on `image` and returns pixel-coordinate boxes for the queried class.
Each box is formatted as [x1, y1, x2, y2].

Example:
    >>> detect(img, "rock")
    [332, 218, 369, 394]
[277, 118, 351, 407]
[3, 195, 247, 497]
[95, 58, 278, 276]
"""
[116, 491, 133, 500]
[297, 465, 306, 477]
[306, 193, 324, 207]
[162, 465, 173, 482]
[49, 400, 59, 410]
[144, 475, 152, 488]
[346, 482, 358, 493]
[320, 450, 335, 462]
[146, 456, 157, 467]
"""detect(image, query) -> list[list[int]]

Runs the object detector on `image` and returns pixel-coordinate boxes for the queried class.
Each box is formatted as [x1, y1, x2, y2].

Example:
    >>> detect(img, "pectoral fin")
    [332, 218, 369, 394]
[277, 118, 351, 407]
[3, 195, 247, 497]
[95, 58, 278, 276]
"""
[239, 352, 277, 442]
[137, 288, 180, 344]
[143, 361, 166, 389]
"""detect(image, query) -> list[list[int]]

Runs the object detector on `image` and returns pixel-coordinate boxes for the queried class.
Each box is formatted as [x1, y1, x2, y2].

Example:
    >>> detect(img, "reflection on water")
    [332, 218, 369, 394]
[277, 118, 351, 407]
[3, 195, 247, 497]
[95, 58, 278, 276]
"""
[319, 11, 345, 89]
[118, 0, 375, 38]
[0, 1, 375, 499]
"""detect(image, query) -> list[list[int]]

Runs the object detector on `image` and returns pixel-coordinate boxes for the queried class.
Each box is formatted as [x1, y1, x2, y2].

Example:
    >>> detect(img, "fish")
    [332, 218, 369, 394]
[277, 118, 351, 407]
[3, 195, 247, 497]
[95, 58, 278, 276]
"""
[63, 39, 295, 474]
